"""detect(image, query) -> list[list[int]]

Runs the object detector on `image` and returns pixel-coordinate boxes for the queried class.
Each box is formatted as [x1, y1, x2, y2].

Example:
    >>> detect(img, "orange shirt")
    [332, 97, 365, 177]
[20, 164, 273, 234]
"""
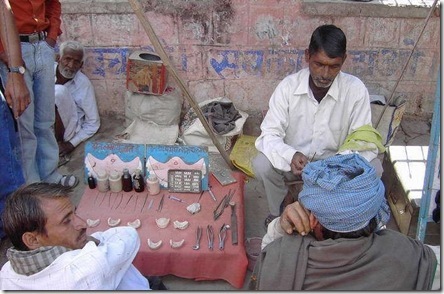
[0, 0, 62, 52]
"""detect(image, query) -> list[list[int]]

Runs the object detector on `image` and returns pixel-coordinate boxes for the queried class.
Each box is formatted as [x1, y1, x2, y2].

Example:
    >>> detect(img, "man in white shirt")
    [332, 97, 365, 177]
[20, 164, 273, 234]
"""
[253, 24, 381, 228]
[54, 40, 100, 161]
[0, 183, 151, 290]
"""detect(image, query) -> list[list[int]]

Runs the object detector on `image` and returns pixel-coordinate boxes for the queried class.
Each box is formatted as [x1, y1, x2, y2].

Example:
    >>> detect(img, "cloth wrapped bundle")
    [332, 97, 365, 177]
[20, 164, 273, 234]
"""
[299, 153, 390, 233]
[201, 100, 242, 135]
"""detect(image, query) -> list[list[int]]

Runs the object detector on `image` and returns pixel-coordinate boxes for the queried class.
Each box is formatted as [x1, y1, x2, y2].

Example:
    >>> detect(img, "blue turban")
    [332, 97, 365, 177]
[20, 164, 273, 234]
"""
[298, 153, 390, 233]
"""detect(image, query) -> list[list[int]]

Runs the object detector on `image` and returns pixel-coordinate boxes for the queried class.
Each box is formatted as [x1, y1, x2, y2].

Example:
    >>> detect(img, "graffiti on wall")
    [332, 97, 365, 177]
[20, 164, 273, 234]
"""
[84, 47, 430, 81]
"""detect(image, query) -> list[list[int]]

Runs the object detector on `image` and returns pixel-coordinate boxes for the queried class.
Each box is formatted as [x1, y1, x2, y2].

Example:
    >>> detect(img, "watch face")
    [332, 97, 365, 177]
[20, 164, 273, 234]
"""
[9, 66, 26, 74]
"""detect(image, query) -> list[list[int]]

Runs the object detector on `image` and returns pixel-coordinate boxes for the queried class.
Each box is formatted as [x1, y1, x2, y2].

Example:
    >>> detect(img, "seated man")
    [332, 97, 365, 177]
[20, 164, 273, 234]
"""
[0, 183, 150, 290]
[250, 153, 437, 290]
[253, 24, 384, 228]
[54, 40, 100, 162]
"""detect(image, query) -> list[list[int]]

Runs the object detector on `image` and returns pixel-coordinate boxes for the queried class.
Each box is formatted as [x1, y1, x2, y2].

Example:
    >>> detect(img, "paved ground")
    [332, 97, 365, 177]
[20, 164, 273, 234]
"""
[0, 114, 439, 290]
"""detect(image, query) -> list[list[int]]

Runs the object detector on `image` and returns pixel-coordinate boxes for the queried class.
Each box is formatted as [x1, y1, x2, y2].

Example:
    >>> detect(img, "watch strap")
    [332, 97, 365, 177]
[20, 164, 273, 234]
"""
[8, 65, 26, 74]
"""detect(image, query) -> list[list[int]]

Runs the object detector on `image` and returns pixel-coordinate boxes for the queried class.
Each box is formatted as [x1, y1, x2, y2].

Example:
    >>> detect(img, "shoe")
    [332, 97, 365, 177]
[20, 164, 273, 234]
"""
[59, 175, 79, 188]
[58, 155, 70, 167]
[146, 276, 168, 290]
[264, 214, 278, 230]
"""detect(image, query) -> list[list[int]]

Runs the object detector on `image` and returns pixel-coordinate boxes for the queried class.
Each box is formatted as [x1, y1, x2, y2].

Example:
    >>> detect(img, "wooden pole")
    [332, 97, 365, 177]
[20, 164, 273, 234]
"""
[127, 0, 235, 170]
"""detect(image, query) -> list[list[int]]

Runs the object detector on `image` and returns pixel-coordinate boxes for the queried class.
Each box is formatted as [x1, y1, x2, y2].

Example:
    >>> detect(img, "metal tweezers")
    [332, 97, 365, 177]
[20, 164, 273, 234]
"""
[157, 194, 164, 212]
[207, 225, 214, 250]
[213, 189, 235, 220]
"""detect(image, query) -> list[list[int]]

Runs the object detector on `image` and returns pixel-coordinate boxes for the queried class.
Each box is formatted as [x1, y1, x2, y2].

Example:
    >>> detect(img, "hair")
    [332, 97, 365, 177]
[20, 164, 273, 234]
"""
[59, 40, 85, 62]
[308, 24, 347, 59]
[320, 217, 378, 240]
[2, 183, 73, 251]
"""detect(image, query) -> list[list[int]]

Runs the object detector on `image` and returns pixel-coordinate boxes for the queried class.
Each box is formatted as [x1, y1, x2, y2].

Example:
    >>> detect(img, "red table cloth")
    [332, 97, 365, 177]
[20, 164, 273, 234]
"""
[76, 171, 248, 288]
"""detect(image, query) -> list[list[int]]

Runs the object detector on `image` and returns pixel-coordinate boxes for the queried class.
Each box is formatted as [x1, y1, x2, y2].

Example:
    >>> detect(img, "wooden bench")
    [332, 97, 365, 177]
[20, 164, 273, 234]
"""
[381, 145, 440, 237]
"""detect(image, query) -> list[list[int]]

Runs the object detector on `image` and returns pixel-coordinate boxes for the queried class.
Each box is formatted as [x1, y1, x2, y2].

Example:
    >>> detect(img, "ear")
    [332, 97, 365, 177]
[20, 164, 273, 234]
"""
[304, 49, 310, 63]
[308, 212, 319, 230]
[342, 53, 347, 64]
[22, 232, 41, 250]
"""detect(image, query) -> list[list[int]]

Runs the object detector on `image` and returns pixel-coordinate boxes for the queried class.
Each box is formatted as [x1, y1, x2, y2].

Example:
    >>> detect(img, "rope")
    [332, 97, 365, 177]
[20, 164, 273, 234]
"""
[375, 0, 439, 129]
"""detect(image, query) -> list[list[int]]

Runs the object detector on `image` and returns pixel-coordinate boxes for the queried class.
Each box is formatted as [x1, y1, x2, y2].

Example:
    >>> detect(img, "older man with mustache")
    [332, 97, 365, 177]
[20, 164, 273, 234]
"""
[54, 40, 100, 163]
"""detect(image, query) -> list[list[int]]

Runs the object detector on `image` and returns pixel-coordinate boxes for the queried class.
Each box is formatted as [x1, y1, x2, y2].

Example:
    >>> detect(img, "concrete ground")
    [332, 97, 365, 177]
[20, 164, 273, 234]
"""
[0, 114, 440, 290]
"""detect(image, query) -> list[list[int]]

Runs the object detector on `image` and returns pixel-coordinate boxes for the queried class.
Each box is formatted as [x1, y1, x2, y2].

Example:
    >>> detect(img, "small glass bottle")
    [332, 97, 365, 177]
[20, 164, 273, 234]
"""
[146, 173, 160, 195]
[87, 172, 96, 189]
[133, 169, 145, 192]
[109, 170, 122, 192]
[122, 168, 133, 192]
[96, 170, 109, 192]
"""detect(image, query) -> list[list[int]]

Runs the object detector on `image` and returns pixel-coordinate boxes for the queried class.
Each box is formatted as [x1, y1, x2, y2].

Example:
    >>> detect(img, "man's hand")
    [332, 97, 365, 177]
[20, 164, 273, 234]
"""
[0, 51, 7, 64]
[45, 37, 56, 48]
[290, 152, 308, 176]
[86, 235, 100, 245]
[279, 201, 311, 235]
[5, 73, 30, 118]
[58, 141, 75, 156]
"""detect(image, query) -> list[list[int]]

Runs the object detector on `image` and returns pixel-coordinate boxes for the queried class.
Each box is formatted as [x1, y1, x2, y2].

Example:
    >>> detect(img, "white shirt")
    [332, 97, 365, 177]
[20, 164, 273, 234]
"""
[261, 217, 285, 250]
[0, 227, 150, 290]
[55, 63, 100, 147]
[255, 68, 376, 171]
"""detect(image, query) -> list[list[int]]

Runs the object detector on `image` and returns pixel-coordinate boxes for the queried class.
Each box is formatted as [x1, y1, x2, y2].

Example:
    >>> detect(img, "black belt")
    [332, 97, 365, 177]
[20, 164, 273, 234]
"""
[19, 32, 46, 43]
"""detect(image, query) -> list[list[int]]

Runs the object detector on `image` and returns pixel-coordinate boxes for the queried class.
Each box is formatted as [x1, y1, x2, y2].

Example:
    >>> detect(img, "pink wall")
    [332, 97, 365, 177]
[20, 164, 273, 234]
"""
[58, 0, 440, 132]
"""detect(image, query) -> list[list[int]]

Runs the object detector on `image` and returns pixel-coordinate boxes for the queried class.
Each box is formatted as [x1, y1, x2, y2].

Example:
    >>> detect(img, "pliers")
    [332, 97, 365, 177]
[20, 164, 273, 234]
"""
[218, 223, 229, 250]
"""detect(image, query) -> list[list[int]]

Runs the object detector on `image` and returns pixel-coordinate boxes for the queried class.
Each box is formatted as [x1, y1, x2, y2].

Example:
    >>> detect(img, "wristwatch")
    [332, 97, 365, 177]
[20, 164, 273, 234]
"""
[8, 65, 26, 74]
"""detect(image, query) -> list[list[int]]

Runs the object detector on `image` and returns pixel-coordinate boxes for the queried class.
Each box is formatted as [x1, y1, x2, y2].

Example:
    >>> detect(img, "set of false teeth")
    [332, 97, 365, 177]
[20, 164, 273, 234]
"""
[86, 218, 188, 250]
[86, 218, 141, 229]
[147, 238, 185, 250]
[155, 218, 189, 229]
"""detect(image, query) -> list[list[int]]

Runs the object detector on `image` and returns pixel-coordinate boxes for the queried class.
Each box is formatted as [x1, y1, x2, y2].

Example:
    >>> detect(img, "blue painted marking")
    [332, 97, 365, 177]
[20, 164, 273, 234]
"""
[210, 50, 240, 78]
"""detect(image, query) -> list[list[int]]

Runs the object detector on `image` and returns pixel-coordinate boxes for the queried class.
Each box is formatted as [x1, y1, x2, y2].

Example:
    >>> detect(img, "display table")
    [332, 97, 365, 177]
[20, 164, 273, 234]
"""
[76, 171, 248, 289]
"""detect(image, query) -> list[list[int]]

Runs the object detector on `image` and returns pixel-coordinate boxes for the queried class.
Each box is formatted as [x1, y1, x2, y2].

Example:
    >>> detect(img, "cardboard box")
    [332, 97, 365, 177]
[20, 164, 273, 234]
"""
[126, 50, 167, 95]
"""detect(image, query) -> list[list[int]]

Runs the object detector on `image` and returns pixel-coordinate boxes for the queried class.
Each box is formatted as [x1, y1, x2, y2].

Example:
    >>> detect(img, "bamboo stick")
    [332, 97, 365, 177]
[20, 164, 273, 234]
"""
[127, 0, 235, 170]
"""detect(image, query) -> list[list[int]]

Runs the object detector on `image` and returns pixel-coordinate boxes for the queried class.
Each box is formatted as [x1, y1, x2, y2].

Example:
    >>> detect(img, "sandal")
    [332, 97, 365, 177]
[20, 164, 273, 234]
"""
[59, 175, 79, 188]
[264, 214, 278, 230]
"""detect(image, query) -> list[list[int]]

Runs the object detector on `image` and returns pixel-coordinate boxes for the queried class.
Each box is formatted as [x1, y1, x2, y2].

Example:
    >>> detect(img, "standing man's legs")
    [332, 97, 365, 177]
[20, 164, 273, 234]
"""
[0, 95, 25, 238]
[0, 41, 61, 184]
[31, 41, 61, 183]
[0, 44, 38, 183]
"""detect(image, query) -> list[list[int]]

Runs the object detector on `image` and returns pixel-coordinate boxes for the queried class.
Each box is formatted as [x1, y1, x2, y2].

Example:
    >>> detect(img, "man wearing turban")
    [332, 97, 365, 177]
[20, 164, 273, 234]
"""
[250, 154, 438, 290]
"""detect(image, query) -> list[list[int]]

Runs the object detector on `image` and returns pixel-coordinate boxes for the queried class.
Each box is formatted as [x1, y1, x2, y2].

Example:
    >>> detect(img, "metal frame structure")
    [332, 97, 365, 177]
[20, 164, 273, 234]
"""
[416, 72, 440, 241]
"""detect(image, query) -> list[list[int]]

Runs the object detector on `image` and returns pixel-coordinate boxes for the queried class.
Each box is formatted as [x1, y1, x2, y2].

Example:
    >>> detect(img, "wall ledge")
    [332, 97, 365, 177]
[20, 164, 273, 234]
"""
[302, 0, 439, 18]
[60, 0, 439, 19]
